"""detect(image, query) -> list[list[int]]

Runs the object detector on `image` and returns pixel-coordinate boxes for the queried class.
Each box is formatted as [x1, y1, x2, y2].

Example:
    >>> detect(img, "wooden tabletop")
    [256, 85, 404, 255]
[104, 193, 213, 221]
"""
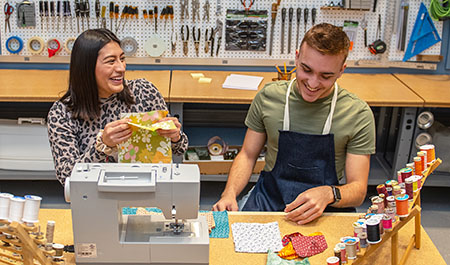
[170, 70, 278, 104]
[36, 209, 445, 265]
[337, 74, 424, 107]
[393, 74, 450, 108]
[0, 70, 171, 102]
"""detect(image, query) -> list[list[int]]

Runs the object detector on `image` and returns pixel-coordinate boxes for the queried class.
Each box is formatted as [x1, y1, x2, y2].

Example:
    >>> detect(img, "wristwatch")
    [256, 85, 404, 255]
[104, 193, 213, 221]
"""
[330, 185, 341, 206]
[95, 130, 118, 156]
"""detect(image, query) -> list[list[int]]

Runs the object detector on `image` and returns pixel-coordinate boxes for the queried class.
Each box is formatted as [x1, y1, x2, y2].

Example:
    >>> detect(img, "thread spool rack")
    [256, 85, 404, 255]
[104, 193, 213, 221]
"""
[347, 158, 442, 265]
[0, 221, 64, 265]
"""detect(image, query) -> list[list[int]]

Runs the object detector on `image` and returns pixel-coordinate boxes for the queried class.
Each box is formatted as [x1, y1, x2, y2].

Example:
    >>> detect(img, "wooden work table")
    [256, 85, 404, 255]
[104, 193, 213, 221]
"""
[393, 74, 450, 108]
[170, 71, 425, 107]
[0, 70, 171, 102]
[37, 209, 445, 265]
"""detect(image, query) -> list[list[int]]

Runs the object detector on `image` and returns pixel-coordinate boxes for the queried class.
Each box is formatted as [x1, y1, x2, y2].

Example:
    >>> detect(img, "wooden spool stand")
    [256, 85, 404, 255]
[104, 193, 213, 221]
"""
[0, 220, 64, 265]
[350, 158, 442, 265]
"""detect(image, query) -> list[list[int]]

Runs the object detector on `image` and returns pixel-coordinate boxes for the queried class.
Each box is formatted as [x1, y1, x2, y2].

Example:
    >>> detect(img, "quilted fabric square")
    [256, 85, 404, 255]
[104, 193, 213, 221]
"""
[209, 211, 230, 238]
[267, 250, 311, 265]
[291, 235, 328, 258]
[231, 222, 283, 253]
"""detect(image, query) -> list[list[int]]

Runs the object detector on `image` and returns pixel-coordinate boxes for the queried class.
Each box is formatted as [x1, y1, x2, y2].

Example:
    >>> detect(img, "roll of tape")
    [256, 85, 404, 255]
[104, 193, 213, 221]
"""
[27, 36, 45, 54]
[64, 37, 76, 54]
[144, 35, 167, 57]
[6, 36, 24, 54]
[121, 37, 138, 56]
[207, 136, 228, 156]
[417, 111, 434, 130]
[415, 132, 432, 149]
[47, 38, 61, 58]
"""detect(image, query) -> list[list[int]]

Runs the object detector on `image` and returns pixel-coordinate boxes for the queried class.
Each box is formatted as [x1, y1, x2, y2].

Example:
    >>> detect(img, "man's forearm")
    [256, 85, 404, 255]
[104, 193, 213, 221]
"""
[221, 152, 256, 199]
[333, 181, 367, 208]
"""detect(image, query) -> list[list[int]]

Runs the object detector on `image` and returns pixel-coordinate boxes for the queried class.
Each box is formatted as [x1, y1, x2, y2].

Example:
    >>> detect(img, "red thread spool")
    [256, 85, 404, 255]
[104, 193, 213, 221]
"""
[404, 178, 414, 199]
[395, 194, 409, 217]
[400, 168, 413, 183]
[376, 184, 386, 195]
[327, 256, 340, 265]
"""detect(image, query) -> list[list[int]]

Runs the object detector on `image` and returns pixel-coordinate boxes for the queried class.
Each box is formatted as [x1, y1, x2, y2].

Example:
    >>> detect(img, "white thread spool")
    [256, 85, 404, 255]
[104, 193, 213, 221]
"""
[0, 193, 14, 220]
[8, 196, 25, 223]
[52, 243, 64, 257]
[22, 195, 42, 223]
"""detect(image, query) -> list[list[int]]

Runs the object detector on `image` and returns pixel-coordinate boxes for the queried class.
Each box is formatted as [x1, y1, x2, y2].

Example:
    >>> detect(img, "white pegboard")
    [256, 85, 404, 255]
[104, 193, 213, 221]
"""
[0, 0, 444, 63]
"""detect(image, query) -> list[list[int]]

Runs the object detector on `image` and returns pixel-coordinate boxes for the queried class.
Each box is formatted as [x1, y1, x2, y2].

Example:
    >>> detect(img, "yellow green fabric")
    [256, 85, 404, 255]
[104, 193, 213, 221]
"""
[118, 110, 172, 163]
[245, 81, 375, 180]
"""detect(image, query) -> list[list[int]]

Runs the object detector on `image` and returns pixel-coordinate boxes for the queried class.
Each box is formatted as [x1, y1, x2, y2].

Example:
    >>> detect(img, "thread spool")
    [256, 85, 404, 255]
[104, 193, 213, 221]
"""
[420, 144, 435, 162]
[416, 175, 422, 190]
[337, 242, 347, 264]
[353, 236, 360, 252]
[334, 246, 341, 265]
[386, 187, 393, 196]
[392, 185, 401, 196]
[52, 243, 64, 257]
[353, 222, 362, 237]
[404, 178, 414, 200]
[327, 256, 340, 265]
[382, 214, 393, 230]
[406, 163, 415, 175]
[395, 194, 409, 218]
[378, 193, 387, 209]
[411, 176, 419, 192]
[46, 220, 56, 244]
[0, 193, 14, 220]
[344, 238, 357, 260]
[386, 207, 396, 223]
[366, 218, 381, 244]
[374, 215, 384, 235]
[417, 151, 427, 170]
[376, 184, 386, 195]
[8, 196, 25, 223]
[371, 196, 384, 213]
[400, 168, 413, 183]
[22, 195, 42, 223]
[414, 157, 423, 176]
[358, 232, 368, 248]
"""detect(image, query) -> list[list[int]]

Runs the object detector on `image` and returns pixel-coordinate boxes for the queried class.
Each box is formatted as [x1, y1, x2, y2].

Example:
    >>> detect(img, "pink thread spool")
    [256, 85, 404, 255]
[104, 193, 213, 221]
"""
[382, 214, 393, 230]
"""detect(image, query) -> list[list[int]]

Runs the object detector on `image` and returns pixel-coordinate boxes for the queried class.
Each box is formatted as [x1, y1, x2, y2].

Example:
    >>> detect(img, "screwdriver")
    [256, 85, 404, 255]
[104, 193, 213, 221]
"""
[67, 0, 73, 31]
[117, 5, 128, 32]
[154, 6, 158, 33]
[281, 8, 286, 54]
[268, 2, 280, 56]
[44, 1, 49, 31]
[101, 6, 106, 28]
[303, 8, 309, 34]
[143, 9, 148, 25]
[85, 0, 90, 30]
[168, 5, 174, 29]
[288, 7, 293, 54]
[75, 0, 80, 32]
[95, 0, 100, 28]
[50, 1, 55, 30]
[63, 0, 67, 32]
[39, 1, 44, 30]
[57, 1, 61, 31]
[79, 0, 85, 31]
[311, 8, 317, 26]
[296, 8, 301, 50]
[149, 9, 154, 30]
[109, 2, 114, 31]
[114, 4, 119, 32]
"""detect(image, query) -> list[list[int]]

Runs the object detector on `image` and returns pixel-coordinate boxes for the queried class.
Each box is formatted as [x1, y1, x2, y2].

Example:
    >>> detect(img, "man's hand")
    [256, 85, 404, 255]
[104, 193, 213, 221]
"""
[284, 186, 334, 225]
[212, 194, 239, 211]
[156, 117, 182, 142]
[102, 119, 132, 147]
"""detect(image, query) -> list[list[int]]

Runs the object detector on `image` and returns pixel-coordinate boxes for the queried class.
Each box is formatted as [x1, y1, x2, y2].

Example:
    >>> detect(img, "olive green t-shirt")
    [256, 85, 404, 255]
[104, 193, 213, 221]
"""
[245, 80, 376, 180]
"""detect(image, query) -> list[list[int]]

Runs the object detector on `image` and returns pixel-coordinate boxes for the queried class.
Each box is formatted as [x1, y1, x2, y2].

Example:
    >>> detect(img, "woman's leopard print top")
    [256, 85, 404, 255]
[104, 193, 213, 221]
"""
[47, 78, 188, 185]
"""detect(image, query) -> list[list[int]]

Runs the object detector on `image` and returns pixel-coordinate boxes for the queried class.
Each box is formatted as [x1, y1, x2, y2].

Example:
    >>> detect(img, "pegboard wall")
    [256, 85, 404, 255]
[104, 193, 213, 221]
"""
[0, 0, 444, 64]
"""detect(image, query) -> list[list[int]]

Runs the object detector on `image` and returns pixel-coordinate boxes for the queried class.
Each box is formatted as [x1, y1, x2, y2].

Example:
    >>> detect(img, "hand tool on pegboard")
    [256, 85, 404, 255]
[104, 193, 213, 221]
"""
[295, 7, 301, 51]
[95, 0, 100, 28]
[360, 14, 367, 47]
[268, 0, 281, 56]
[303, 8, 308, 34]
[287, 7, 293, 54]
[181, 25, 189, 56]
[50, 1, 55, 30]
[193, 26, 200, 56]
[311, 8, 316, 25]
[56, 0, 61, 31]
[109, 1, 114, 31]
[280, 7, 286, 54]
[368, 14, 386, 55]
[4, 2, 14, 33]
[101, 5, 106, 28]
[44, 0, 49, 31]
[396, 0, 409, 51]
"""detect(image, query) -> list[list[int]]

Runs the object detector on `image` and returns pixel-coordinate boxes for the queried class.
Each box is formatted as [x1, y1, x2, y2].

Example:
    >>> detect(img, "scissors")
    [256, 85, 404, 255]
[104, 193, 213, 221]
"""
[4, 2, 14, 33]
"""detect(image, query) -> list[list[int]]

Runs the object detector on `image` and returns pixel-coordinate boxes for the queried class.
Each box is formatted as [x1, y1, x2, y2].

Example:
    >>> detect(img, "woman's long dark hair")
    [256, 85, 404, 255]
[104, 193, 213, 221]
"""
[60, 28, 134, 120]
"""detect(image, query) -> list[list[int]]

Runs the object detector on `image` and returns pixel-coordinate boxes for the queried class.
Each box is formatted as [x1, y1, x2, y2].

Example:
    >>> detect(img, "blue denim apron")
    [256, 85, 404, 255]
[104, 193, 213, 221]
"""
[242, 79, 353, 212]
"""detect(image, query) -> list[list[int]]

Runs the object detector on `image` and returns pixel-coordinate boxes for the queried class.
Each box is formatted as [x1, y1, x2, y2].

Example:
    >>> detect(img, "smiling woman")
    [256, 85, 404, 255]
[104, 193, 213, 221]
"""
[46, 29, 188, 185]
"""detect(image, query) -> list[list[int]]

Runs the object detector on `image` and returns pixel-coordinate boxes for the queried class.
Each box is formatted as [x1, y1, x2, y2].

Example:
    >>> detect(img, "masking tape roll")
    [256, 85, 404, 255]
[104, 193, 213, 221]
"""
[208, 143, 223, 156]
[207, 136, 228, 156]
[64, 37, 76, 54]
[27, 36, 45, 54]
[47, 38, 61, 58]
[6, 36, 24, 54]
[121, 37, 138, 56]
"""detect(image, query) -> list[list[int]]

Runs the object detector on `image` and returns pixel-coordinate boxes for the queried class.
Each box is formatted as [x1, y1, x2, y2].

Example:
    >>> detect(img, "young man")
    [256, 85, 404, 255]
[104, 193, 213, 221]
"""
[212, 23, 376, 224]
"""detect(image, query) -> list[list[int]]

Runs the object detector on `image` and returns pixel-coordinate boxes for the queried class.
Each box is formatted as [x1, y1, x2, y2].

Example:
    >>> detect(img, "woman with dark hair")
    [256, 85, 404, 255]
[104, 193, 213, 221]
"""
[47, 29, 188, 185]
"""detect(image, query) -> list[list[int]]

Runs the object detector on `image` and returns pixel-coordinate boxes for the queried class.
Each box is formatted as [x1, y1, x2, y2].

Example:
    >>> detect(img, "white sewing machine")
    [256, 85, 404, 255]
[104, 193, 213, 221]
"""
[65, 163, 209, 265]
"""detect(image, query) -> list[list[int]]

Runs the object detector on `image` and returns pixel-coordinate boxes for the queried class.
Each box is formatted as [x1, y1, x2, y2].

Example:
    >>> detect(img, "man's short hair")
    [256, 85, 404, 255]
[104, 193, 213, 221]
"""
[300, 23, 350, 62]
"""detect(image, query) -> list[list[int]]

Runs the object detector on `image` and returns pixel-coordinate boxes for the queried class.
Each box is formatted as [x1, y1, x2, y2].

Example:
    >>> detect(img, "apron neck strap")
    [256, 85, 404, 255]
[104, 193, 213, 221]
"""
[283, 79, 338, 135]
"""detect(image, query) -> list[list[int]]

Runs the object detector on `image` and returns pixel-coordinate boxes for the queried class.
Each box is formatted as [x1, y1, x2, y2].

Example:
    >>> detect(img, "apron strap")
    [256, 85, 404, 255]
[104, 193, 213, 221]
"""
[283, 79, 338, 135]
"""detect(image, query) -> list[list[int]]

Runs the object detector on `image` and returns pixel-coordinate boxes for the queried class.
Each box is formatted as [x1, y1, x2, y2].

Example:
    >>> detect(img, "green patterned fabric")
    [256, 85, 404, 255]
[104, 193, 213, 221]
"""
[266, 250, 310, 265]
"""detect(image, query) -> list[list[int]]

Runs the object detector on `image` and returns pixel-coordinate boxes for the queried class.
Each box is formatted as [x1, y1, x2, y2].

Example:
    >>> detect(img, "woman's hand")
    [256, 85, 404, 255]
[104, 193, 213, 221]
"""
[156, 117, 182, 142]
[102, 119, 132, 147]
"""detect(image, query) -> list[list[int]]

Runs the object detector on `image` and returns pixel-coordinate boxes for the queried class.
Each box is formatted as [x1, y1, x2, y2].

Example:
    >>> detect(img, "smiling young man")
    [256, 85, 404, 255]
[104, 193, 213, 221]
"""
[213, 23, 375, 224]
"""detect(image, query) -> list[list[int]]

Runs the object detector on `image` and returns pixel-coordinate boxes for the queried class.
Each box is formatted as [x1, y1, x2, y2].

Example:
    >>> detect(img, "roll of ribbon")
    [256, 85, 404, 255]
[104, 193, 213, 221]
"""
[47, 38, 61, 58]
[6, 36, 24, 54]
[64, 37, 76, 54]
[121, 36, 138, 56]
[207, 136, 228, 156]
[27, 36, 45, 54]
